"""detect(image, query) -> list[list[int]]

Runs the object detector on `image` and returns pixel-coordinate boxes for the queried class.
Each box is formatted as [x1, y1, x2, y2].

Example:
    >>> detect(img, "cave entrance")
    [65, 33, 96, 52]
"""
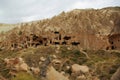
[62, 41, 67, 45]
[106, 47, 109, 50]
[71, 42, 80, 46]
[54, 42, 60, 45]
[111, 46, 115, 50]
[54, 31, 59, 34]
[63, 36, 71, 40]
[111, 41, 114, 44]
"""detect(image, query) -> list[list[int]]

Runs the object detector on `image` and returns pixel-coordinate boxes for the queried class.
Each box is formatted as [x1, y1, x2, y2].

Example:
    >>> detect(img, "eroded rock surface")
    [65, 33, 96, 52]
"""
[0, 7, 120, 50]
[46, 66, 69, 80]
[111, 67, 120, 80]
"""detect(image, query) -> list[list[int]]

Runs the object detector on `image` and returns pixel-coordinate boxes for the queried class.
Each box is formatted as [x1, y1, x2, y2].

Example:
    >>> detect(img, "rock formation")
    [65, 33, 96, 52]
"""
[111, 67, 120, 80]
[0, 7, 120, 50]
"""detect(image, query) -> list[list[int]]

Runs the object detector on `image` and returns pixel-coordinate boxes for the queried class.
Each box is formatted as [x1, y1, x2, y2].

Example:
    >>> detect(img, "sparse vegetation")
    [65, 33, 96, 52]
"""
[0, 46, 119, 80]
[11, 72, 36, 80]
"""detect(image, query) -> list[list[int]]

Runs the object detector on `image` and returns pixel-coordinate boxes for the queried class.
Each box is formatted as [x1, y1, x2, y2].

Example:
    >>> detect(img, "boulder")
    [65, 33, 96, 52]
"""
[4, 57, 24, 65]
[111, 67, 120, 80]
[55, 50, 60, 53]
[30, 67, 40, 75]
[14, 64, 20, 71]
[71, 64, 89, 73]
[19, 63, 29, 71]
[18, 57, 24, 64]
[39, 61, 42, 65]
[60, 71, 65, 75]
[56, 45, 60, 50]
[4, 58, 10, 64]
[52, 59, 61, 64]
[4, 57, 29, 72]
[40, 57, 46, 62]
[4, 57, 23, 67]
[66, 66, 70, 70]
[52, 55, 57, 59]
[76, 75, 86, 80]
[67, 47, 71, 50]
[46, 66, 69, 80]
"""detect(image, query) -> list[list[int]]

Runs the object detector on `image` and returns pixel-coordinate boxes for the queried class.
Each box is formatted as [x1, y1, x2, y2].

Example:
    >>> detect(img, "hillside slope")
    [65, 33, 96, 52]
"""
[0, 23, 19, 33]
[0, 7, 120, 50]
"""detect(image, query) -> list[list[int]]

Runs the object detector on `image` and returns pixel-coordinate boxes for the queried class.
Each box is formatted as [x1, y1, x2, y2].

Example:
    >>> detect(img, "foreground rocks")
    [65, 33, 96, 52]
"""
[30, 67, 40, 75]
[46, 66, 69, 80]
[4, 57, 29, 72]
[71, 64, 89, 73]
[3, 57, 91, 80]
[111, 67, 120, 80]
[1, 47, 120, 80]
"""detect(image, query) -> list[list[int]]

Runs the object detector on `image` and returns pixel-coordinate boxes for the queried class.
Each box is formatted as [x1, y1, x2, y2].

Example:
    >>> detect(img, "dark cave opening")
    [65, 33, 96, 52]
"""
[71, 42, 80, 46]
[111, 46, 115, 49]
[62, 41, 67, 45]
[63, 36, 71, 40]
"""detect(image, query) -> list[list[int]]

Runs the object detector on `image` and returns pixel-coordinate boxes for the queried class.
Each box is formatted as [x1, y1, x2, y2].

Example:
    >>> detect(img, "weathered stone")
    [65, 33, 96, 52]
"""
[18, 57, 24, 64]
[60, 71, 65, 75]
[76, 75, 86, 80]
[4, 57, 23, 67]
[39, 61, 42, 65]
[4, 57, 29, 72]
[55, 50, 60, 54]
[40, 57, 46, 62]
[52, 59, 61, 64]
[67, 47, 71, 50]
[52, 55, 57, 59]
[4, 58, 10, 64]
[71, 64, 89, 73]
[19, 63, 29, 71]
[30, 67, 40, 75]
[46, 66, 69, 80]
[14, 64, 20, 71]
[66, 66, 70, 70]
[56, 45, 60, 50]
[111, 67, 120, 80]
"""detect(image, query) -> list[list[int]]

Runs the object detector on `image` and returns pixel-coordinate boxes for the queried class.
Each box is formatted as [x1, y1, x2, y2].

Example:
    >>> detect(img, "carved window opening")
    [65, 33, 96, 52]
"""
[71, 42, 80, 46]
[111, 46, 115, 49]
[54, 42, 60, 45]
[62, 41, 67, 45]
[64, 36, 71, 40]
[59, 34, 61, 40]
[54, 31, 59, 34]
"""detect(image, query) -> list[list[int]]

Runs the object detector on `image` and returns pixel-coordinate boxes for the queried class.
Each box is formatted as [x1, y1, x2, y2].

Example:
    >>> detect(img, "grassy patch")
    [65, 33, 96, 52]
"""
[0, 46, 120, 80]
[11, 72, 36, 80]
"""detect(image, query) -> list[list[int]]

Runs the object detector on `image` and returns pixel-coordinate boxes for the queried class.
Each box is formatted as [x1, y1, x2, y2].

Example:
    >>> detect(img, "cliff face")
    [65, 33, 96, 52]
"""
[0, 7, 120, 50]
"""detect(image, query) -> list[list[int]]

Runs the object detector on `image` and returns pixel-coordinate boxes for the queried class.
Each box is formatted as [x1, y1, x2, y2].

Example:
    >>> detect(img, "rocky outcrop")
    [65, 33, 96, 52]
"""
[108, 34, 120, 50]
[4, 57, 29, 72]
[71, 64, 89, 73]
[30, 67, 40, 75]
[46, 66, 69, 80]
[0, 7, 120, 50]
[111, 67, 120, 80]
